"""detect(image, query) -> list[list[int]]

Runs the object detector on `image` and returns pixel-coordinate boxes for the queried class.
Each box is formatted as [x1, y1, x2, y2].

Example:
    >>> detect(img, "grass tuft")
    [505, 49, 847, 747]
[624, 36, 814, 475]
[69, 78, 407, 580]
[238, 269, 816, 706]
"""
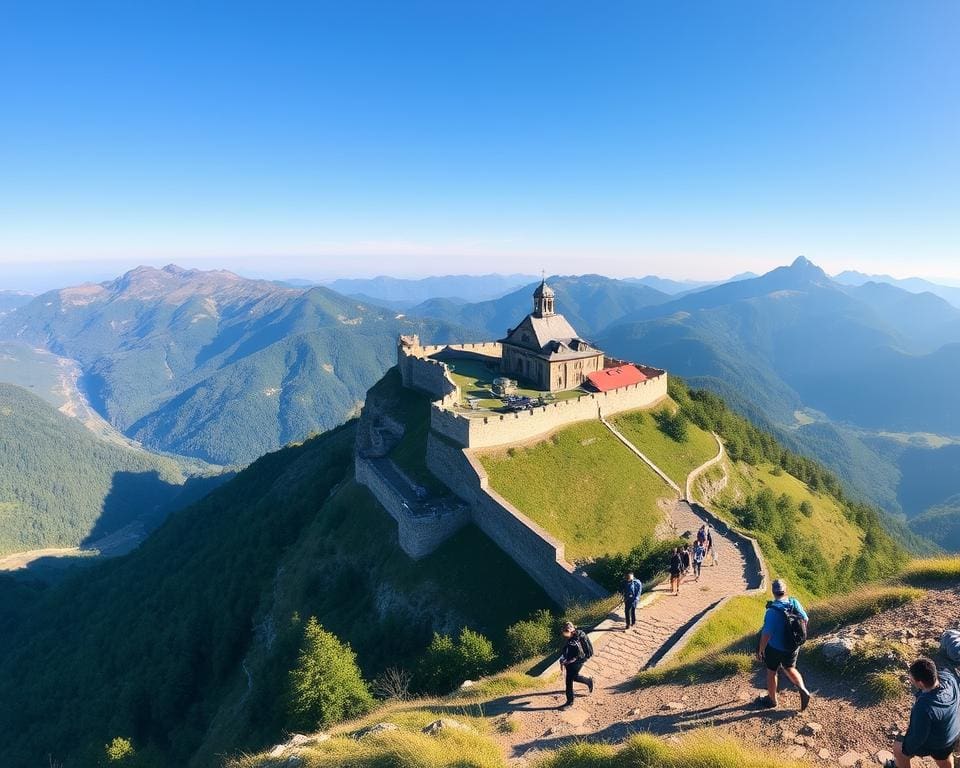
[636, 652, 753, 687]
[896, 557, 960, 587]
[866, 671, 907, 702]
[810, 585, 925, 633]
[535, 732, 807, 768]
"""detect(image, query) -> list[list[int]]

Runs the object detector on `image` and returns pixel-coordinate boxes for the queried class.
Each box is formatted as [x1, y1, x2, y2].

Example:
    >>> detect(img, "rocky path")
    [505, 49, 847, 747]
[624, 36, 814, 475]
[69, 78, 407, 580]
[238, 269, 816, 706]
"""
[493, 496, 752, 762]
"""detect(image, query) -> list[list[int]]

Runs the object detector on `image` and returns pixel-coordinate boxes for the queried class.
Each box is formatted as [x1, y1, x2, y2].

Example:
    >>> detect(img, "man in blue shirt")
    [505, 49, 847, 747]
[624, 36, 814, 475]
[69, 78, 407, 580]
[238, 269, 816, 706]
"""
[757, 578, 812, 711]
[888, 658, 960, 768]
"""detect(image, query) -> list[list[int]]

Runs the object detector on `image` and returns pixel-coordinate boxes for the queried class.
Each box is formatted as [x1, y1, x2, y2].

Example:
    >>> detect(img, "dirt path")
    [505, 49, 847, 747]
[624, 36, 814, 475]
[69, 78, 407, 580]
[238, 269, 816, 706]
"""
[492, 497, 752, 762]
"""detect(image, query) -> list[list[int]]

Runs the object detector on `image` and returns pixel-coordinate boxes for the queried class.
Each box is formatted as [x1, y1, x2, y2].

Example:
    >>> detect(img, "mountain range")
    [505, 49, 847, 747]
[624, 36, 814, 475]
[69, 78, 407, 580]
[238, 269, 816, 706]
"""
[327, 273, 538, 306]
[834, 270, 960, 309]
[0, 265, 463, 465]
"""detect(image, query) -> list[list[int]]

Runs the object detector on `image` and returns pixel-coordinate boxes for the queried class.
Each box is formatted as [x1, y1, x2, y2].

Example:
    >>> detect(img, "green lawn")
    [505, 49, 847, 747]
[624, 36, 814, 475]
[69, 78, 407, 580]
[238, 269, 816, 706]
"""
[478, 421, 676, 562]
[444, 357, 583, 410]
[612, 403, 718, 486]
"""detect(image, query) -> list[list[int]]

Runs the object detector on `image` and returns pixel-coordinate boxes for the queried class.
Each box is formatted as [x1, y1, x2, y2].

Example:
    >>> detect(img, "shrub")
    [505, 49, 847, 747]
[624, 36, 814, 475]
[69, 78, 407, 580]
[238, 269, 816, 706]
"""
[104, 737, 135, 763]
[505, 609, 554, 662]
[288, 617, 374, 730]
[866, 671, 906, 702]
[799, 500, 814, 517]
[654, 409, 689, 442]
[418, 628, 498, 694]
[372, 666, 413, 701]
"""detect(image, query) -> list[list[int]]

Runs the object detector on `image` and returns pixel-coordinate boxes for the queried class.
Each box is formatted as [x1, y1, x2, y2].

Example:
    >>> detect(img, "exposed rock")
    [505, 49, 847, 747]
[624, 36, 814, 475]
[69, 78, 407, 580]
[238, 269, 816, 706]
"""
[357, 722, 400, 739]
[422, 718, 473, 736]
[786, 745, 807, 759]
[663, 701, 684, 710]
[838, 749, 863, 767]
[818, 748, 833, 760]
[800, 722, 823, 735]
[876, 750, 895, 764]
[460, 679, 477, 689]
[288, 733, 328, 747]
[268, 745, 286, 758]
[820, 635, 860, 664]
[627, 707, 643, 717]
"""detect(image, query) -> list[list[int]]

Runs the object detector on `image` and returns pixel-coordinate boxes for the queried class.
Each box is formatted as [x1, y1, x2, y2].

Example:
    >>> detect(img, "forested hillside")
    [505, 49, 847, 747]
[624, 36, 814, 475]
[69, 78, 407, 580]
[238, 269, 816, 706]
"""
[0, 384, 221, 557]
[0, 265, 465, 465]
[0, 421, 550, 768]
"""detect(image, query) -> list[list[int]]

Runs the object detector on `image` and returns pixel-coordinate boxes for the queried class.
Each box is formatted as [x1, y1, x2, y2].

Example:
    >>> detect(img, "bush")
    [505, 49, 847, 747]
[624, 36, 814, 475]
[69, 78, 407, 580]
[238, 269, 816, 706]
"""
[288, 617, 374, 730]
[104, 737, 135, 764]
[418, 628, 498, 694]
[799, 500, 814, 517]
[654, 409, 689, 443]
[505, 610, 554, 662]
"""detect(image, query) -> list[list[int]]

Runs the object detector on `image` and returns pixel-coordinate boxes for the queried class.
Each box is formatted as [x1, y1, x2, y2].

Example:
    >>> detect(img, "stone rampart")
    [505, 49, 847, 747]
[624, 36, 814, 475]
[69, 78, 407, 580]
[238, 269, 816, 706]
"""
[431, 372, 668, 449]
[426, 433, 608, 605]
[355, 456, 470, 559]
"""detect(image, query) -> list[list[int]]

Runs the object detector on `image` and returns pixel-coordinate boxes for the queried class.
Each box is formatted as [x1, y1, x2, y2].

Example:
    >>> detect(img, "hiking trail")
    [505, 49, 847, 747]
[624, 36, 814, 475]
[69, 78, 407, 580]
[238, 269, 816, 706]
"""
[489, 434, 759, 763]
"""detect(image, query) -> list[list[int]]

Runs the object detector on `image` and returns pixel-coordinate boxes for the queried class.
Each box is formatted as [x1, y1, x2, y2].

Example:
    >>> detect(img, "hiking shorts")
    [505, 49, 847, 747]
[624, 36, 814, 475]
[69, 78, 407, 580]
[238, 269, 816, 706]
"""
[902, 737, 959, 761]
[764, 644, 799, 671]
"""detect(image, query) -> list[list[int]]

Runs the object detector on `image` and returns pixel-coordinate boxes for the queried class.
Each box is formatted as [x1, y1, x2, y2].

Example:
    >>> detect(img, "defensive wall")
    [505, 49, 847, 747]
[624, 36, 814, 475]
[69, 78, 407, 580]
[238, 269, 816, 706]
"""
[355, 456, 472, 560]
[426, 433, 608, 604]
[355, 334, 669, 605]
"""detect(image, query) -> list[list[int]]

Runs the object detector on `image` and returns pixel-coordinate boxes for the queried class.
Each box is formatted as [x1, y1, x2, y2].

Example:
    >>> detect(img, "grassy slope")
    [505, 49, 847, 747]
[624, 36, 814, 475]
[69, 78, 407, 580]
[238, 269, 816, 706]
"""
[612, 401, 718, 486]
[0, 422, 551, 768]
[479, 420, 675, 562]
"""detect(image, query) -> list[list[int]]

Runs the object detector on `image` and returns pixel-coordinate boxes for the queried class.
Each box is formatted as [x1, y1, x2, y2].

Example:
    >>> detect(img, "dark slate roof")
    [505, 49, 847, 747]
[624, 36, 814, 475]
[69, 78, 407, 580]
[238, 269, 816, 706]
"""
[500, 313, 602, 361]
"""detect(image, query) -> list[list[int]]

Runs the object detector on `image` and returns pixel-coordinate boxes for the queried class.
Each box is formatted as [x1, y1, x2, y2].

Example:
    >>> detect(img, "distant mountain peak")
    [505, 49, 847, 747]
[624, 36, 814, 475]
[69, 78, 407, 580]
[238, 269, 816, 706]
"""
[782, 256, 829, 284]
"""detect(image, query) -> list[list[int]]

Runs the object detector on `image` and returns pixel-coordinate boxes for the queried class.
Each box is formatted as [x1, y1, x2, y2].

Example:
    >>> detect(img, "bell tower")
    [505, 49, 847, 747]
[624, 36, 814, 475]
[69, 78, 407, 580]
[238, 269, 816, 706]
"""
[533, 278, 555, 317]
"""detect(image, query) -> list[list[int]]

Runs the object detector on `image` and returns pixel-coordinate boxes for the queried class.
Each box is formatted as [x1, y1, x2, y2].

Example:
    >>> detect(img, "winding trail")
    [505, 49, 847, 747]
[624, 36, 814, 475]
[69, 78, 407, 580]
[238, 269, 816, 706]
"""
[491, 432, 759, 763]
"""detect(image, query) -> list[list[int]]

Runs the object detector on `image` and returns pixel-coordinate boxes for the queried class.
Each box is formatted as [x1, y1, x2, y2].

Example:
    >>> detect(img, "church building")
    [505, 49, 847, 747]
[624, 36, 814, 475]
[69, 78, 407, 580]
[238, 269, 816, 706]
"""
[499, 279, 605, 392]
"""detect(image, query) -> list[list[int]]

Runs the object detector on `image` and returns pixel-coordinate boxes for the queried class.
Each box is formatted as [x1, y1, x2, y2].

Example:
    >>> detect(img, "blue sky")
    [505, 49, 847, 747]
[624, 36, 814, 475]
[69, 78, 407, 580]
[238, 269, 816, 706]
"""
[0, 1, 957, 288]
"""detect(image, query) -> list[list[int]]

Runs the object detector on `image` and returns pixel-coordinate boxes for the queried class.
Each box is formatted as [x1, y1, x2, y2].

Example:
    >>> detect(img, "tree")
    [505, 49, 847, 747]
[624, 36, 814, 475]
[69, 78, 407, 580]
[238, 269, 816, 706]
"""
[288, 617, 374, 730]
[418, 627, 498, 693]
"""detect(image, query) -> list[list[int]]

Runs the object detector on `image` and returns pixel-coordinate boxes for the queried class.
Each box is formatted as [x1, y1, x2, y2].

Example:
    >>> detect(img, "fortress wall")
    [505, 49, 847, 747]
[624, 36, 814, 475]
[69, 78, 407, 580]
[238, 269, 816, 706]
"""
[355, 456, 470, 559]
[433, 372, 669, 449]
[397, 344, 460, 401]
[426, 434, 608, 606]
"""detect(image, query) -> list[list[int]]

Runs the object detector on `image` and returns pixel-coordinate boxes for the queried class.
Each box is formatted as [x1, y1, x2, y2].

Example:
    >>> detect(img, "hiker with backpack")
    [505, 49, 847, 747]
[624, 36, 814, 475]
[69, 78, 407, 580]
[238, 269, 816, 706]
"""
[669, 547, 683, 595]
[622, 571, 642, 630]
[756, 578, 812, 711]
[680, 543, 692, 577]
[692, 540, 706, 581]
[885, 657, 960, 768]
[558, 621, 594, 710]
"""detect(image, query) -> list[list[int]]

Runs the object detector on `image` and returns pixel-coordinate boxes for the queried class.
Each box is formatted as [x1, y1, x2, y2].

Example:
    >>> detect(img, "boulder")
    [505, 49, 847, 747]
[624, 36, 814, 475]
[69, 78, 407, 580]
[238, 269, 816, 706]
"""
[287, 733, 328, 748]
[357, 722, 400, 739]
[800, 722, 823, 736]
[459, 679, 477, 690]
[422, 718, 473, 736]
[820, 635, 860, 664]
[786, 745, 807, 759]
[876, 750, 895, 765]
[818, 748, 832, 760]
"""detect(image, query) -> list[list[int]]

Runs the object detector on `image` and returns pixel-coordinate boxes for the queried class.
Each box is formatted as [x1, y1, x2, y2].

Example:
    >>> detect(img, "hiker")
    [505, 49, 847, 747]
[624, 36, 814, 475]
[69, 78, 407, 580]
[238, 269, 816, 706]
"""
[558, 621, 594, 710]
[706, 525, 718, 565]
[756, 578, 812, 711]
[669, 547, 683, 595]
[692, 540, 706, 581]
[696, 525, 707, 546]
[680, 543, 692, 576]
[886, 658, 960, 768]
[622, 571, 642, 630]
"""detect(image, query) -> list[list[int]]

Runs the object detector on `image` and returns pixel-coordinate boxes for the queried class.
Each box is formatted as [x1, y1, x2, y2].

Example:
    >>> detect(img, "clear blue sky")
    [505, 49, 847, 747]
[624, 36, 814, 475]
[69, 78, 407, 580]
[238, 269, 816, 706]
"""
[1, 1, 957, 288]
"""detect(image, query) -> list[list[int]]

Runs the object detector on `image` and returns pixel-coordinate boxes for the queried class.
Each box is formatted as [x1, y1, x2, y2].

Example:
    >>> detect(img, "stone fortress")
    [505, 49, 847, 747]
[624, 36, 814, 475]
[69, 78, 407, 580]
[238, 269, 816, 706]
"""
[356, 279, 670, 605]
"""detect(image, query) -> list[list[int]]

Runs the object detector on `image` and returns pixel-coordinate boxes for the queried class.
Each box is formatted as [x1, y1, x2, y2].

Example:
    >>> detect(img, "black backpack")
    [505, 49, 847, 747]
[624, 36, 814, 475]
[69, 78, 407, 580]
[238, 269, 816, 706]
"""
[771, 598, 807, 651]
[574, 629, 594, 661]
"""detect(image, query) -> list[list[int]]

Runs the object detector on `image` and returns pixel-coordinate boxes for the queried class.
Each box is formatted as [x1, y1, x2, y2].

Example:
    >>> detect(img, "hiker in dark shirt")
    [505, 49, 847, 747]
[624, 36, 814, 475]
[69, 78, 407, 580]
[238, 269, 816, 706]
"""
[887, 658, 960, 768]
[669, 547, 683, 595]
[756, 578, 812, 711]
[558, 621, 594, 710]
[622, 571, 642, 630]
[680, 544, 692, 576]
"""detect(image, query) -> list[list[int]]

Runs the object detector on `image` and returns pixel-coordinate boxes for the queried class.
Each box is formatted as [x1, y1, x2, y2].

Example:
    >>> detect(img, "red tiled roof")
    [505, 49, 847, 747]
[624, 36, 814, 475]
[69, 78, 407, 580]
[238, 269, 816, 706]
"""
[586, 365, 648, 392]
